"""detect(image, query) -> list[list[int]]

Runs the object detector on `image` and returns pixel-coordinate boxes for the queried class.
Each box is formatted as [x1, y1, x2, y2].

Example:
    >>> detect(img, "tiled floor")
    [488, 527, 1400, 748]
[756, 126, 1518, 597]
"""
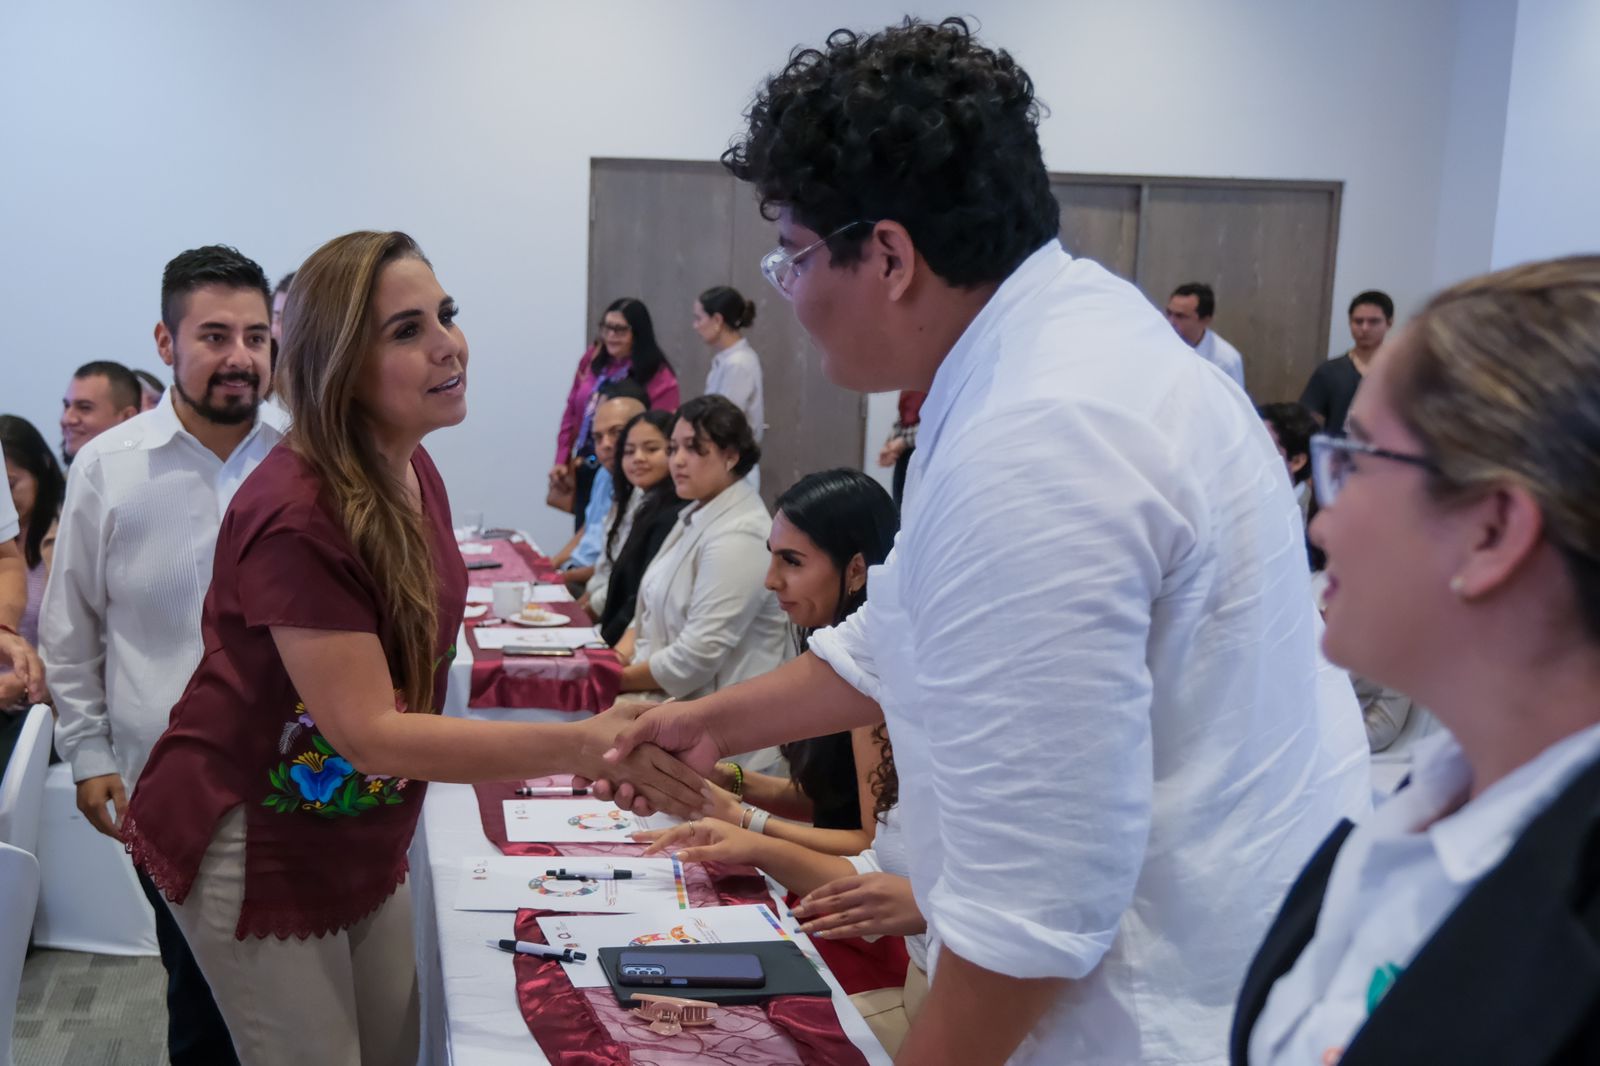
[14, 949, 166, 1065]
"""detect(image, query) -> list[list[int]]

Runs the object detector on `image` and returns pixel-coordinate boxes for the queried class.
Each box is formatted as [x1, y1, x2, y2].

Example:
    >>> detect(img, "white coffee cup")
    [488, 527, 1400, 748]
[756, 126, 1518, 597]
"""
[492, 582, 527, 620]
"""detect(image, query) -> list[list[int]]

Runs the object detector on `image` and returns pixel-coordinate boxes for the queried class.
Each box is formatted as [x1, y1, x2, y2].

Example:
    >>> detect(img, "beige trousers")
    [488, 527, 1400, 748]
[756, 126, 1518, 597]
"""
[168, 808, 420, 1066]
[849, 959, 930, 1057]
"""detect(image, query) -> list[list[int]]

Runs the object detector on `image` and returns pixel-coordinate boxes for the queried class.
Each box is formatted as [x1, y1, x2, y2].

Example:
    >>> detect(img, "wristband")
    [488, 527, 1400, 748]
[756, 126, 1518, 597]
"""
[747, 808, 770, 835]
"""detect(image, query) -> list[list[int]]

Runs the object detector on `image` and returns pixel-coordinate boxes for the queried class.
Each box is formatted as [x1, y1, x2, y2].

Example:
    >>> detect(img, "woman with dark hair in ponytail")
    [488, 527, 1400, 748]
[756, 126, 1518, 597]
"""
[694, 286, 764, 486]
[551, 298, 680, 526]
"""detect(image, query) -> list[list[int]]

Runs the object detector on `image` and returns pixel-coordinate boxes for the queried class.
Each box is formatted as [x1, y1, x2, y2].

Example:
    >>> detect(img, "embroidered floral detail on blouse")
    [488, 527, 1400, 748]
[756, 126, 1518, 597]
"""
[263, 702, 410, 818]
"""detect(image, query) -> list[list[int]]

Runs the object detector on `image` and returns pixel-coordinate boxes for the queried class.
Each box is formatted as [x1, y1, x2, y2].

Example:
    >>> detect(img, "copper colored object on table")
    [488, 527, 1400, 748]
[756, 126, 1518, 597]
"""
[632, 993, 719, 1036]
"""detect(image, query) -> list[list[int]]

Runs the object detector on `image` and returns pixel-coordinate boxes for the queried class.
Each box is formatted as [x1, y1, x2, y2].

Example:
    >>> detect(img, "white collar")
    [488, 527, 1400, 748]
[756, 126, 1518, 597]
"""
[140, 385, 280, 457]
[681, 477, 757, 529]
[1394, 721, 1600, 883]
[914, 240, 1069, 464]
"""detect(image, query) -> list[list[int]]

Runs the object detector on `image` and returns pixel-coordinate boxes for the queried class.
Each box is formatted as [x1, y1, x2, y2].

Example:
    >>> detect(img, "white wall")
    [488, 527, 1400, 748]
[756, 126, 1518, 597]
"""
[1491, 0, 1600, 268]
[1, 0, 1512, 545]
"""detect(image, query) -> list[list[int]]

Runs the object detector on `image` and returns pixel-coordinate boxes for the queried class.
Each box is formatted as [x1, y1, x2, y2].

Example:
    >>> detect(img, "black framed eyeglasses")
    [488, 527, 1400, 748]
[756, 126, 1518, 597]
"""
[1309, 432, 1437, 508]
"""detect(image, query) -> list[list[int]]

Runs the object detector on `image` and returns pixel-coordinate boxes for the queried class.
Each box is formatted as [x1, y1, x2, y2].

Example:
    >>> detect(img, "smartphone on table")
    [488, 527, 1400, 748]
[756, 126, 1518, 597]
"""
[617, 950, 765, 988]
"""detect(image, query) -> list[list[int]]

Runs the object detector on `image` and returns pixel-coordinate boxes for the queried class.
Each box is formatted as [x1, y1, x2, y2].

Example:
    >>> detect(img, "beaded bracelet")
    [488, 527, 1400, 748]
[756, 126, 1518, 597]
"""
[718, 760, 745, 799]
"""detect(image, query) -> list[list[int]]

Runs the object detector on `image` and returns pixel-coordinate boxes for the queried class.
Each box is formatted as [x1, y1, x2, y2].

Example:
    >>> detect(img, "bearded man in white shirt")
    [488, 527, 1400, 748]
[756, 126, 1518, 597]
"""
[41, 244, 287, 1066]
[593, 17, 1369, 1066]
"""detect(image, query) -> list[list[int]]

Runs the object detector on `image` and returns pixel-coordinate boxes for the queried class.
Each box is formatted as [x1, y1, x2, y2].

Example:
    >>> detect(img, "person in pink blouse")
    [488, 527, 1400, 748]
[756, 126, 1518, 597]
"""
[549, 297, 679, 527]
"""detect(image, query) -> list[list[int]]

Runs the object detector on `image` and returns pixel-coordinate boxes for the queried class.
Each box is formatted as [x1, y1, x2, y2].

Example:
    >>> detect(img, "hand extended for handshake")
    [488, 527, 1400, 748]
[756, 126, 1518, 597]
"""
[573, 699, 719, 819]
[575, 698, 727, 816]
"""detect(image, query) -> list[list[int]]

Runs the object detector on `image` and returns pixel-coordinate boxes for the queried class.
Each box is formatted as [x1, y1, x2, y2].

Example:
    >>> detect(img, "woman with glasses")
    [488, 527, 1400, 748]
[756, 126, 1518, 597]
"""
[1234, 256, 1600, 1065]
[614, 395, 789, 772]
[548, 298, 679, 528]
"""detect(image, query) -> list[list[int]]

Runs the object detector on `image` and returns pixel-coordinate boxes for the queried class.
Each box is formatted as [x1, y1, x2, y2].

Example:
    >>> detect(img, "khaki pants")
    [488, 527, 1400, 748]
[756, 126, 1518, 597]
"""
[849, 959, 930, 1057]
[168, 808, 420, 1066]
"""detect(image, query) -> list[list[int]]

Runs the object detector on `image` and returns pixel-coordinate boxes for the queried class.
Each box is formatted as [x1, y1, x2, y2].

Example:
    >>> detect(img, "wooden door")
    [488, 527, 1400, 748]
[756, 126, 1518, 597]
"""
[588, 158, 865, 504]
[1134, 181, 1339, 403]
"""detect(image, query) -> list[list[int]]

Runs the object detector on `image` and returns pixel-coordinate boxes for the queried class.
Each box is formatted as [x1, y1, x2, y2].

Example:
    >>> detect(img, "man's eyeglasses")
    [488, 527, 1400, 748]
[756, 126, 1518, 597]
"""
[1309, 432, 1437, 508]
[760, 220, 876, 298]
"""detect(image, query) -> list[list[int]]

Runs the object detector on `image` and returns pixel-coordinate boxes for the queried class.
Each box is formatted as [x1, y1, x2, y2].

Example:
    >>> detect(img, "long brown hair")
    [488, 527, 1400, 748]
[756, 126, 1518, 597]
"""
[275, 231, 441, 714]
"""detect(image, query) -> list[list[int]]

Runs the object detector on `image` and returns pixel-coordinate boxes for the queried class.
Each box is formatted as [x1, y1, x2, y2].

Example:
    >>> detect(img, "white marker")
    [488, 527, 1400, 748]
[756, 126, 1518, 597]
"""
[547, 867, 647, 881]
[487, 938, 587, 962]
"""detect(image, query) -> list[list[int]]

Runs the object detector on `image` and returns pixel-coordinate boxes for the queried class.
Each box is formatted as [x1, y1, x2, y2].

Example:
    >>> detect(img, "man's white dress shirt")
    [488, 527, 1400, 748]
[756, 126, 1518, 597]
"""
[809, 241, 1369, 1065]
[1196, 327, 1247, 389]
[1251, 721, 1600, 1065]
[42, 390, 285, 793]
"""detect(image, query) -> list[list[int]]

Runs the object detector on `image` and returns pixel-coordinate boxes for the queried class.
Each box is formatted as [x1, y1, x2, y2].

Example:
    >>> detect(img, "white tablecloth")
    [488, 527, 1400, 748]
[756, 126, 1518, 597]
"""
[411, 781, 892, 1065]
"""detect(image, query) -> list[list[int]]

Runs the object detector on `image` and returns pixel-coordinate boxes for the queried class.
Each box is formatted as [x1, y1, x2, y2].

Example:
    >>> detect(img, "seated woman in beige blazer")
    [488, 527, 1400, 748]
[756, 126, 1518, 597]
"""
[616, 395, 789, 771]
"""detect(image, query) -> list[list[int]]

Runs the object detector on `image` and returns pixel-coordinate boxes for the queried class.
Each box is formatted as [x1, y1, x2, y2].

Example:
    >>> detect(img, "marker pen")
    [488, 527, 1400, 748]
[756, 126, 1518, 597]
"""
[546, 867, 647, 881]
[516, 785, 590, 797]
[487, 938, 587, 962]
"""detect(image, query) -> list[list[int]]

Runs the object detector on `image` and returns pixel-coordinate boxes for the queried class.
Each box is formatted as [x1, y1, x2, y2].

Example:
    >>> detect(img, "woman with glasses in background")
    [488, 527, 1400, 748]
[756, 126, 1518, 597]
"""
[1234, 256, 1600, 1065]
[548, 298, 679, 527]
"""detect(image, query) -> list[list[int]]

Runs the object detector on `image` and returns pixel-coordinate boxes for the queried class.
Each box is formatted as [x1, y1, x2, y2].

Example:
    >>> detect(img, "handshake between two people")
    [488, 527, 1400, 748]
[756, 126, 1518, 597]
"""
[576, 698, 725, 819]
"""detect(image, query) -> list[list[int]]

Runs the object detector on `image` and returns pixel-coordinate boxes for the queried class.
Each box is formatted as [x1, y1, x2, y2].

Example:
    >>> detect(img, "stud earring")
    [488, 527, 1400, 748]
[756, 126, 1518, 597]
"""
[1449, 575, 1466, 598]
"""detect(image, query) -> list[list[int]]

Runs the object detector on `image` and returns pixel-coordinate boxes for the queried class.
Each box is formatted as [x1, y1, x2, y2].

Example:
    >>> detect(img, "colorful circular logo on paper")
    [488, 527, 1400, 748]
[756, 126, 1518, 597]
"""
[629, 925, 700, 946]
[528, 876, 601, 897]
[567, 810, 630, 831]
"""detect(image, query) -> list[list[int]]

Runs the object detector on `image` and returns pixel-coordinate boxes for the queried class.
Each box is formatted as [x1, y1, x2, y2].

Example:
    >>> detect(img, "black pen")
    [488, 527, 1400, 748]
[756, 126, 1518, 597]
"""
[545, 867, 646, 881]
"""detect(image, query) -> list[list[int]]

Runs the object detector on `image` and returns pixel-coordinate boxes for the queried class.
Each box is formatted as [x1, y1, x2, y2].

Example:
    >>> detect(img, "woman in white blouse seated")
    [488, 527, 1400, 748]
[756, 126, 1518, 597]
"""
[616, 395, 788, 771]
[1233, 256, 1600, 1065]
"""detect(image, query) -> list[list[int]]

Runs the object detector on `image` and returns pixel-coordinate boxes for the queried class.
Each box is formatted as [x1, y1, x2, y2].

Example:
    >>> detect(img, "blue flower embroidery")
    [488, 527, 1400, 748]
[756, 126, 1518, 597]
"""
[288, 752, 354, 804]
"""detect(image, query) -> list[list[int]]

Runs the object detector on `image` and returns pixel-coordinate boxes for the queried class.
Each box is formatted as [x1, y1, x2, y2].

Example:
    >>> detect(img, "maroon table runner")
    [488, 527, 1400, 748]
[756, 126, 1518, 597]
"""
[461, 538, 623, 713]
[510, 908, 869, 1065]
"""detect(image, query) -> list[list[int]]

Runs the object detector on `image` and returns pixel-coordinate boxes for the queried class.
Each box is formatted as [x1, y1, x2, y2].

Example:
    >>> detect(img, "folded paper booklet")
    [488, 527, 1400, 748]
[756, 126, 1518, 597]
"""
[536, 903, 791, 988]
[502, 797, 679, 843]
[454, 855, 688, 913]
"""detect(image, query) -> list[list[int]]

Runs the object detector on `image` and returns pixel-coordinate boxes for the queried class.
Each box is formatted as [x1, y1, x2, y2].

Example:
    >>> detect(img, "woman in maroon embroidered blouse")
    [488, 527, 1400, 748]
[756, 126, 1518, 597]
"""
[122, 231, 703, 1066]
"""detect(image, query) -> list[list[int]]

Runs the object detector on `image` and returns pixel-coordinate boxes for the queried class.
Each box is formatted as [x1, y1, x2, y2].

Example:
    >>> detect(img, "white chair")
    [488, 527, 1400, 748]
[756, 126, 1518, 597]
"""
[0, 841, 41, 1066]
[32, 763, 157, 955]
[0, 704, 52, 854]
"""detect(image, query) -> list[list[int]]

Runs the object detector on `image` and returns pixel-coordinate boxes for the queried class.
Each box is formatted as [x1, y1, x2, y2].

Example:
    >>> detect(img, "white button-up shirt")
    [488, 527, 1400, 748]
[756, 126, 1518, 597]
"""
[1196, 327, 1247, 389]
[1250, 720, 1600, 1066]
[41, 390, 286, 793]
[809, 241, 1369, 1066]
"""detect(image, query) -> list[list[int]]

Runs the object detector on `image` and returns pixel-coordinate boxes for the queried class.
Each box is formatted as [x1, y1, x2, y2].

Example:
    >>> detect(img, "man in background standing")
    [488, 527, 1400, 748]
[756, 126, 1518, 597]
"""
[1166, 282, 1247, 390]
[1299, 289, 1393, 431]
[43, 244, 287, 1066]
[59, 360, 140, 465]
